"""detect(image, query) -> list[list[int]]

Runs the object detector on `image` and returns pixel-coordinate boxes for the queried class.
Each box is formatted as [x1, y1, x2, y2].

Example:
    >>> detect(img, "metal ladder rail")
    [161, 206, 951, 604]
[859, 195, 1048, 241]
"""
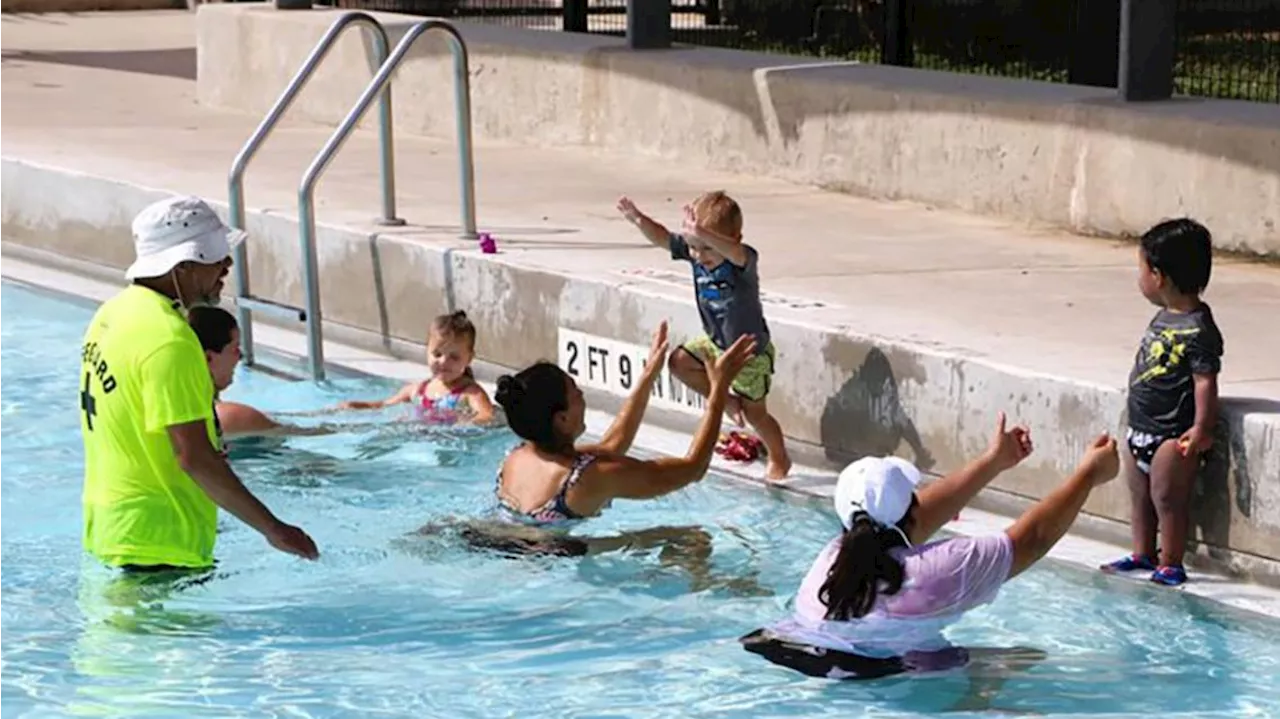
[226, 11, 402, 371]
[296, 19, 478, 380]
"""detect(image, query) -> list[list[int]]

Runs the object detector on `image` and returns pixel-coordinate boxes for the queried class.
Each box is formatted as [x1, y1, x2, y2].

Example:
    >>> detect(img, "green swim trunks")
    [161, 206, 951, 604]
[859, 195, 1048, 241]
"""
[682, 334, 776, 402]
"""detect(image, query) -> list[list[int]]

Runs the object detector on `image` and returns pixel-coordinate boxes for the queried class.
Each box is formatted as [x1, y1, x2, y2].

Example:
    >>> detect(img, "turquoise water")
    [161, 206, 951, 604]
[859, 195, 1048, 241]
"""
[3, 279, 1280, 719]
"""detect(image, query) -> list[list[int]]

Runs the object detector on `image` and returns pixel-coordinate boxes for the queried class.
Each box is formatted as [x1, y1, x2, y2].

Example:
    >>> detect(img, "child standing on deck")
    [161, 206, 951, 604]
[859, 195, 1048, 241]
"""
[338, 311, 496, 424]
[1102, 218, 1224, 587]
[617, 191, 792, 480]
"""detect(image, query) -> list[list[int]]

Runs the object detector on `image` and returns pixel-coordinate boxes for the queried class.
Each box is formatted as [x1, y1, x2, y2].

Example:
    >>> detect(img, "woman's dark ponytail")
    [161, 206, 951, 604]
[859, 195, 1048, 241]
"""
[818, 507, 913, 621]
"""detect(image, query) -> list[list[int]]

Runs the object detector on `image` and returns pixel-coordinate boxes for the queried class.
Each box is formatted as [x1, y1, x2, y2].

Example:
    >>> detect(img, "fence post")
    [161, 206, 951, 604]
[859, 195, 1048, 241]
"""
[628, 0, 672, 49]
[881, 0, 913, 67]
[1118, 0, 1176, 101]
[704, 0, 721, 27]
[1069, 0, 1119, 87]
[564, 0, 588, 32]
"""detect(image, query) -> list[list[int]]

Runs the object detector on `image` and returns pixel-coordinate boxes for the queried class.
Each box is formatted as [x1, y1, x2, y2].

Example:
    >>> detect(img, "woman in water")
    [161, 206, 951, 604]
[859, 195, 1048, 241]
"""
[410, 322, 763, 594]
[491, 321, 756, 524]
[744, 415, 1120, 682]
[188, 306, 333, 439]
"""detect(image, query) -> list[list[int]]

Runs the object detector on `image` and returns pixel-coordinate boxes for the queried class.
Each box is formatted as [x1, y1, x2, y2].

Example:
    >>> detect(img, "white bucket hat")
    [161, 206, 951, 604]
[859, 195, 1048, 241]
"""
[833, 456, 923, 532]
[124, 195, 246, 280]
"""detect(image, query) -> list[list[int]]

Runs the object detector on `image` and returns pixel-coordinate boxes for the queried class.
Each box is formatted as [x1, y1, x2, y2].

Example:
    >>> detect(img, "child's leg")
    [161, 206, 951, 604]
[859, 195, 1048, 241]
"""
[741, 398, 791, 480]
[733, 344, 791, 480]
[1125, 436, 1159, 560]
[668, 336, 744, 424]
[1101, 429, 1159, 572]
[1149, 437, 1201, 573]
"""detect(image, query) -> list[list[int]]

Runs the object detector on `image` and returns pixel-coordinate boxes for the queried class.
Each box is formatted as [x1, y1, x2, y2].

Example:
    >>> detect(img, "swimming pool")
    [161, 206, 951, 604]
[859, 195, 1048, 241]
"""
[3, 279, 1279, 719]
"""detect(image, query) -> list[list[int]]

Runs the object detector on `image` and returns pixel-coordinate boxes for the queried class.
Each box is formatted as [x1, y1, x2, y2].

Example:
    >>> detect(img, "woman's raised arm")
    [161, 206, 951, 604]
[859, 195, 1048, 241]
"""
[581, 335, 756, 503]
[578, 321, 669, 457]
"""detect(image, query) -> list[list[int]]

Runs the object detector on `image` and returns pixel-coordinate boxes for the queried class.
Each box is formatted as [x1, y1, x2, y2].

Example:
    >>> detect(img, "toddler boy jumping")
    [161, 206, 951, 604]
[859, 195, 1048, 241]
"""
[618, 191, 792, 480]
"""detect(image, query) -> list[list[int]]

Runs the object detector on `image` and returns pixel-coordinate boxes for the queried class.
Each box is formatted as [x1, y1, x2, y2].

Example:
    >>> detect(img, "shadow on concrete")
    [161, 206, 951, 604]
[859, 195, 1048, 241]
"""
[0, 47, 195, 80]
[818, 346, 935, 471]
[1187, 397, 1280, 564]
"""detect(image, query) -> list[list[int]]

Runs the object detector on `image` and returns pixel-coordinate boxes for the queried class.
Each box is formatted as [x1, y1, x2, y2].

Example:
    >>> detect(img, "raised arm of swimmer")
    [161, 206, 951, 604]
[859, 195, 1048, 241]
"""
[491, 323, 756, 525]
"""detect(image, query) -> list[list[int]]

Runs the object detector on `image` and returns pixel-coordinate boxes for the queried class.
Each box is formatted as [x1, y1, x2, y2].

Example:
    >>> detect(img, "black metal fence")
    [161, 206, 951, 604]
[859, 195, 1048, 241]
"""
[323, 0, 1280, 103]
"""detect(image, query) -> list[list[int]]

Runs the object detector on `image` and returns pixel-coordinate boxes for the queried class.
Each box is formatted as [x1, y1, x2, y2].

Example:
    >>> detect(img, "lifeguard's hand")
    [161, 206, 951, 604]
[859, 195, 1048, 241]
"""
[706, 335, 757, 390]
[985, 411, 1033, 471]
[646, 321, 670, 376]
[267, 523, 320, 560]
[1078, 434, 1120, 486]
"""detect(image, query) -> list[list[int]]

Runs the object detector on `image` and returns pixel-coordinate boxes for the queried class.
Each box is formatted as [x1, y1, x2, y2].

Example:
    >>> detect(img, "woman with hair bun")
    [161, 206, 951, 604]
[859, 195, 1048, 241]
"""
[491, 321, 757, 526]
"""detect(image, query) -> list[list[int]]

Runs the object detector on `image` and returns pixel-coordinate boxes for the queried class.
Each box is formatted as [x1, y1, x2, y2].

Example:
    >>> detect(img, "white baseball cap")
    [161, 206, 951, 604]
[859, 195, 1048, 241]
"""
[833, 456, 923, 530]
[125, 195, 246, 280]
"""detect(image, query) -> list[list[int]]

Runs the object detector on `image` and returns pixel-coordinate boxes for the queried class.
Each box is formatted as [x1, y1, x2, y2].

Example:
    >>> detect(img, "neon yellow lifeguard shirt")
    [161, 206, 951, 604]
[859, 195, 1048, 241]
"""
[79, 285, 222, 569]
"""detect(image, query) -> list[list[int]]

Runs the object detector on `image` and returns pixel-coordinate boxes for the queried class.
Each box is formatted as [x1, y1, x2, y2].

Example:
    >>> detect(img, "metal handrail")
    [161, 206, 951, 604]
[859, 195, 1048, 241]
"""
[297, 19, 478, 379]
[227, 11, 401, 369]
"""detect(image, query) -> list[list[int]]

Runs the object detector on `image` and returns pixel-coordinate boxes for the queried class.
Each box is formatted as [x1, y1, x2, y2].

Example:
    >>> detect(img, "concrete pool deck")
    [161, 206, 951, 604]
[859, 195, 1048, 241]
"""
[3, 11, 1280, 583]
[7, 254, 1280, 621]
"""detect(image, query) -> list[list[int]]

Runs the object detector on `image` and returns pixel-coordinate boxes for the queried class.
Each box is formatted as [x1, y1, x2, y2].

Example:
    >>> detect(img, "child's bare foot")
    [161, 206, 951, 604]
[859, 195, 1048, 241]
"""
[724, 395, 746, 426]
[765, 457, 792, 481]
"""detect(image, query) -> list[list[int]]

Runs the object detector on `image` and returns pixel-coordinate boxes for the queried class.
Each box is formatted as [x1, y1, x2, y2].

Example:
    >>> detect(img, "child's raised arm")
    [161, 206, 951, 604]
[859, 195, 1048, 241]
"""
[681, 205, 749, 267]
[337, 382, 417, 411]
[617, 196, 672, 249]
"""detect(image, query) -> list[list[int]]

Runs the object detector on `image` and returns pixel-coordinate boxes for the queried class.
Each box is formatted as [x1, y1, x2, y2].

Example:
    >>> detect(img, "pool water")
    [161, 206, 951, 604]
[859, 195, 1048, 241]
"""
[3, 279, 1280, 719]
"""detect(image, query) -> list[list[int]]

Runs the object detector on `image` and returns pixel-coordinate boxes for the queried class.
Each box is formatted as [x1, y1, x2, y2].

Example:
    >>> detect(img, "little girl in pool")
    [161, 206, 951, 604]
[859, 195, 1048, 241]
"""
[338, 311, 496, 424]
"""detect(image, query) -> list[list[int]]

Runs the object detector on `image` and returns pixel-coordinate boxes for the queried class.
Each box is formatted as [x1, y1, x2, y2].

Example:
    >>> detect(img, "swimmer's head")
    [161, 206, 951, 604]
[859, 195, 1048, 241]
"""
[819, 457, 922, 622]
[188, 306, 241, 393]
[494, 362, 585, 453]
[687, 191, 743, 269]
[127, 196, 241, 307]
[1137, 218, 1213, 307]
[428, 311, 477, 384]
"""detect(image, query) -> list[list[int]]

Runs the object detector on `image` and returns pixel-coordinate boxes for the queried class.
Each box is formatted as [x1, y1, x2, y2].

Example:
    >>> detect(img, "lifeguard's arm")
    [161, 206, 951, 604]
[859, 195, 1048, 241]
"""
[577, 358, 663, 456]
[169, 421, 286, 535]
[338, 382, 416, 410]
[142, 341, 285, 539]
[1004, 436, 1117, 579]
[910, 452, 1004, 545]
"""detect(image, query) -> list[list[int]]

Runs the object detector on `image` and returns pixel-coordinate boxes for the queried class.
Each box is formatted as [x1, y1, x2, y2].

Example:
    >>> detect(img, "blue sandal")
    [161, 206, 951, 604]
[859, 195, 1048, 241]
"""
[1150, 565, 1188, 587]
[1100, 554, 1157, 573]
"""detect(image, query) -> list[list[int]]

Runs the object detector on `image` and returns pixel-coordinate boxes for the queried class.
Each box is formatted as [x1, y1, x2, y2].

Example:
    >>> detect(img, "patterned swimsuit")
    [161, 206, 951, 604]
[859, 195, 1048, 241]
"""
[495, 450, 600, 526]
[415, 379, 465, 422]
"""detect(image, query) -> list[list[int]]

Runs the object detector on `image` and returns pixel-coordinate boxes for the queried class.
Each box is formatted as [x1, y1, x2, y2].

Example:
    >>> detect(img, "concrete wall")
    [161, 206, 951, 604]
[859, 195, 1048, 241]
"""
[194, 4, 1280, 258]
[5, 156, 1279, 582]
[1, 0, 183, 11]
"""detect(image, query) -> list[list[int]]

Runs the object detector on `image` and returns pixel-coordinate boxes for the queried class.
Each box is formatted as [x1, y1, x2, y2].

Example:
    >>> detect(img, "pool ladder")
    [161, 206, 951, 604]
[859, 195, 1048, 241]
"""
[226, 12, 478, 381]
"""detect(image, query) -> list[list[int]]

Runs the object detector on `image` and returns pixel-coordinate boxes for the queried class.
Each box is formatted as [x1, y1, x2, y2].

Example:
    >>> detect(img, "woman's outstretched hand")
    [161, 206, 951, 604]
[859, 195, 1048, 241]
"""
[706, 335, 757, 392]
[644, 321, 670, 379]
[1078, 433, 1120, 486]
[984, 411, 1034, 472]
